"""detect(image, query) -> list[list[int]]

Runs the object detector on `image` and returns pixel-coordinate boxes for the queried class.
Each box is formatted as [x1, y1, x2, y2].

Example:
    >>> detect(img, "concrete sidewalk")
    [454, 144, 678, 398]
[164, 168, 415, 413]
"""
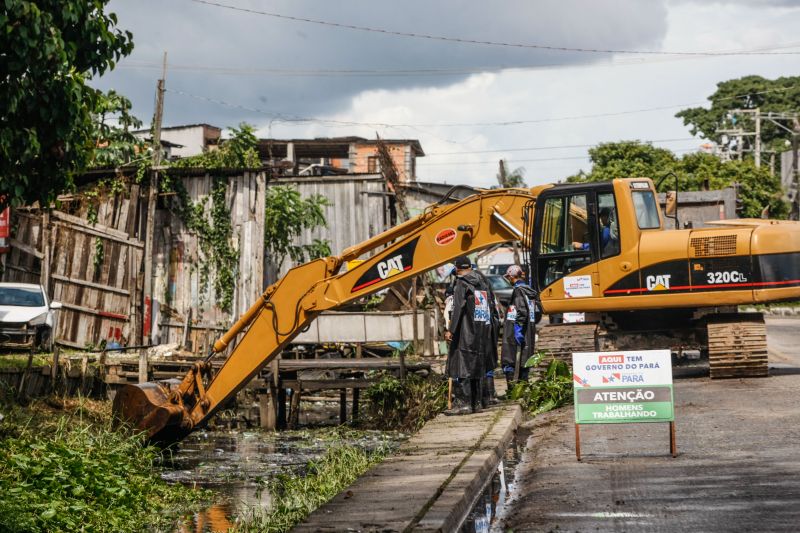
[294, 403, 522, 532]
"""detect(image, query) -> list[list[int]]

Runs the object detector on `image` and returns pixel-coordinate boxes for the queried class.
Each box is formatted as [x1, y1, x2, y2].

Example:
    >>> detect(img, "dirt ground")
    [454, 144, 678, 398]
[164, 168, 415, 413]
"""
[495, 316, 800, 533]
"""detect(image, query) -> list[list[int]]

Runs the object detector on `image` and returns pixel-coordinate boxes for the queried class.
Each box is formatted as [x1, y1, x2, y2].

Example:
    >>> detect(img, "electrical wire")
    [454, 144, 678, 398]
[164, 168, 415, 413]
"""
[183, 0, 800, 57]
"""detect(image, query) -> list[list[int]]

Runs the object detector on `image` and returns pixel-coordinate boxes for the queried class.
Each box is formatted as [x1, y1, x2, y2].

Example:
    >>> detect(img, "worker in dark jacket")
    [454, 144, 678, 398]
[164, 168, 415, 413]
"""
[444, 255, 492, 415]
[475, 270, 501, 407]
[501, 265, 541, 387]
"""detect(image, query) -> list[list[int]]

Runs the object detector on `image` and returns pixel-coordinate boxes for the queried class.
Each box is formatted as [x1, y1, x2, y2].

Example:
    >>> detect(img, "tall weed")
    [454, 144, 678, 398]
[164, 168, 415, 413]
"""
[0, 398, 207, 532]
[509, 356, 573, 414]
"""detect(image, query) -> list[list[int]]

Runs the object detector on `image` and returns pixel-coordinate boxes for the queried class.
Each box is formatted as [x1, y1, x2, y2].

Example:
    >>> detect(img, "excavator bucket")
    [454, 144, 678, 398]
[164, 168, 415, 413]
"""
[112, 381, 192, 445]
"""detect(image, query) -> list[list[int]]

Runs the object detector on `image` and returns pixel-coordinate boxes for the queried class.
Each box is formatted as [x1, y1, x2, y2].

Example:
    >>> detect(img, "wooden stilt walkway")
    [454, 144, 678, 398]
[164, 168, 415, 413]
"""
[295, 404, 522, 532]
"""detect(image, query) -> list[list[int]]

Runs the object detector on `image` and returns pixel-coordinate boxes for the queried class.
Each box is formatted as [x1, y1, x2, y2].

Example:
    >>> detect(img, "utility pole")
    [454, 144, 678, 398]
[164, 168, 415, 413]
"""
[754, 108, 761, 168]
[142, 51, 167, 345]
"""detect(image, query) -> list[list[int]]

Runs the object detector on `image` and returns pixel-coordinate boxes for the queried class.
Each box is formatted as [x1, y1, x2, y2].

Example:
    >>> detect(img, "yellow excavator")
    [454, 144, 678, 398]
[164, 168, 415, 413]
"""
[113, 178, 800, 444]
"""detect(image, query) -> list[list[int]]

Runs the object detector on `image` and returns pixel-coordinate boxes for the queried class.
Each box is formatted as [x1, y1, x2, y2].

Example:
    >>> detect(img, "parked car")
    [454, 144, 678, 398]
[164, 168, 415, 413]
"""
[0, 283, 61, 351]
[485, 274, 513, 307]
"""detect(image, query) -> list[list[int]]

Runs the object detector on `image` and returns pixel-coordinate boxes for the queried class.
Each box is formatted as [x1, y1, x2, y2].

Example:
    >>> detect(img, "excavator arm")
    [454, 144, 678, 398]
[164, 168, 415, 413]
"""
[113, 188, 536, 444]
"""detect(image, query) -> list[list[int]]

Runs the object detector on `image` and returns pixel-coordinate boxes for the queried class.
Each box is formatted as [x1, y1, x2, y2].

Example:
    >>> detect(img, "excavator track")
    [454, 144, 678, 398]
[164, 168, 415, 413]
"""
[536, 322, 599, 372]
[706, 313, 768, 379]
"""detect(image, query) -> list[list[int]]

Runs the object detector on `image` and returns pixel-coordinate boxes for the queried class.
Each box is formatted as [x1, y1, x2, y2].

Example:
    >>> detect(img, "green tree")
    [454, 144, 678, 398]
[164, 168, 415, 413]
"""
[264, 186, 331, 267]
[1, 0, 133, 207]
[676, 75, 800, 156]
[497, 159, 527, 188]
[567, 141, 788, 219]
[89, 90, 144, 168]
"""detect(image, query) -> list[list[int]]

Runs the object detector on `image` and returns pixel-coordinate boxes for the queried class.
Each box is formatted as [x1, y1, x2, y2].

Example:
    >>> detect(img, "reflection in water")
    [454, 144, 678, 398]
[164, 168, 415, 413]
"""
[164, 429, 403, 533]
[462, 432, 524, 533]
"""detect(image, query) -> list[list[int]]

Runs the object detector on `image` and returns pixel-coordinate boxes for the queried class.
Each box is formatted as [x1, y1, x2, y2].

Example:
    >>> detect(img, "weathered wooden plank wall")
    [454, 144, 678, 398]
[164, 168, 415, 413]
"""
[154, 171, 266, 350]
[3, 183, 143, 349]
[270, 175, 389, 279]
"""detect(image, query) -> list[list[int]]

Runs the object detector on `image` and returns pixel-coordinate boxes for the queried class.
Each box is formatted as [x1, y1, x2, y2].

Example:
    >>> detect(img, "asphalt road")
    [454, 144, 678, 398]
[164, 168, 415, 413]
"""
[495, 316, 800, 533]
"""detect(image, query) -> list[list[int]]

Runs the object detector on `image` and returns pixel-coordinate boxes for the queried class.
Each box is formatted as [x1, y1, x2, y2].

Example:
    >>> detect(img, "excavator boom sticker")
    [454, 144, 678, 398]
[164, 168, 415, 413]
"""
[351, 237, 420, 293]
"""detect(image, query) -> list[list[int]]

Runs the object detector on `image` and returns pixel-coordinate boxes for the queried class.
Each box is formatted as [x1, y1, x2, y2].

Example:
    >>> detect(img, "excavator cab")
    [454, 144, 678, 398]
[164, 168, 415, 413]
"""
[529, 180, 649, 304]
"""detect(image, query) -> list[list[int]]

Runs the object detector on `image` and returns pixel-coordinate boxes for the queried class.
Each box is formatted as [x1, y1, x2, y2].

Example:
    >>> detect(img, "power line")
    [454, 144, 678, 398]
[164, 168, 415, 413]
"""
[167, 85, 799, 129]
[184, 0, 800, 57]
[424, 138, 696, 156]
[418, 147, 700, 167]
[117, 40, 800, 78]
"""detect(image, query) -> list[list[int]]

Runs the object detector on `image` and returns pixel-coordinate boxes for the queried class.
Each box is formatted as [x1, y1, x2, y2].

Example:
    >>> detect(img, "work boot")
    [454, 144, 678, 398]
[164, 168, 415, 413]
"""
[481, 376, 501, 408]
[444, 380, 471, 416]
[469, 378, 482, 413]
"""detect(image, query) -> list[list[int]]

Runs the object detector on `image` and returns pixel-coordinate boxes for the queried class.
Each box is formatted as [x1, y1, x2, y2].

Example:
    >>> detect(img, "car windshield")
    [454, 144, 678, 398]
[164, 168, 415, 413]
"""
[488, 276, 511, 290]
[0, 287, 44, 307]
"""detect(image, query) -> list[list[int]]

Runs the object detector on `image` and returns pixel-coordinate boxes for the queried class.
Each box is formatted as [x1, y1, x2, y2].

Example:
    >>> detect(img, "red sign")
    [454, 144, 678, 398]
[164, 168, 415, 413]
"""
[0, 207, 10, 253]
[599, 355, 624, 364]
[435, 228, 456, 246]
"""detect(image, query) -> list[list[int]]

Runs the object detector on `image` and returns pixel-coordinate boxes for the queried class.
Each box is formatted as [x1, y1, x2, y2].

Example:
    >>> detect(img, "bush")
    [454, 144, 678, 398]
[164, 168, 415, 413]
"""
[0, 399, 207, 532]
[364, 373, 448, 432]
[509, 356, 573, 415]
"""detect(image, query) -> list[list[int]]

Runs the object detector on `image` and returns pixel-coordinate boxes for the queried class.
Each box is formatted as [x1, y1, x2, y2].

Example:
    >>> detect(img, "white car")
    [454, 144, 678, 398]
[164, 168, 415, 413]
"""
[0, 283, 61, 351]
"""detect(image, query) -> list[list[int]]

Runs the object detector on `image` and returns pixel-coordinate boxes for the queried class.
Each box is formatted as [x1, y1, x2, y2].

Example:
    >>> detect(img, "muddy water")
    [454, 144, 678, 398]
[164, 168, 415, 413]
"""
[164, 428, 406, 532]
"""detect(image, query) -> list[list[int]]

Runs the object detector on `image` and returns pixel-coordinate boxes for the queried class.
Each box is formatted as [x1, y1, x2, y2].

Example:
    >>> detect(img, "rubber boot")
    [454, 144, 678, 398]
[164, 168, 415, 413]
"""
[482, 376, 501, 408]
[444, 380, 471, 416]
[469, 378, 482, 413]
[504, 369, 516, 394]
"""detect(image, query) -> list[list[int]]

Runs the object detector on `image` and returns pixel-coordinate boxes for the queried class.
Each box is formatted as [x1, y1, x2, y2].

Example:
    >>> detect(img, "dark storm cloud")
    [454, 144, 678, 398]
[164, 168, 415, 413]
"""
[94, 0, 669, 128]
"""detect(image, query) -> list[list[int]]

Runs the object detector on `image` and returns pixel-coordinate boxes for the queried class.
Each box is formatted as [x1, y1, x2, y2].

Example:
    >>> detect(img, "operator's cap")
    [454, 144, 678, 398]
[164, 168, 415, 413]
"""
[453, 255, 472, 269]
[505, 264, 524, 278]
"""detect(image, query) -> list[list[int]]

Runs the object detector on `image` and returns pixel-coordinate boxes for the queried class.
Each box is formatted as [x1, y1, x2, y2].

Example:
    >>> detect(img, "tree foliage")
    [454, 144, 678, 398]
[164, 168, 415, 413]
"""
[496, 159, 527, 188]
[264, 186, 331, 267]
[676, 75, 800, 156]
[171, 123, 260, 170]
[89, 90, 144, 168]
[1, 0, 133, 207]
[567, 141, 788, 218]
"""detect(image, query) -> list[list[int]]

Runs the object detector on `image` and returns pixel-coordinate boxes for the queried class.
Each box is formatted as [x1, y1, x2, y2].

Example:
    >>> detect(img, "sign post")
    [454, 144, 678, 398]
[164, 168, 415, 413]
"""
[572, 349, 676, 460]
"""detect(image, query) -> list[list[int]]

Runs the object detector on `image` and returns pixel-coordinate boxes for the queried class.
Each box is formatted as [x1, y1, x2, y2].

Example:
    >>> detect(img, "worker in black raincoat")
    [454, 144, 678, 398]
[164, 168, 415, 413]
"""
[444, 255, 492, 415]
[501, 265, 541, 387]
[475, 270, 501, 407]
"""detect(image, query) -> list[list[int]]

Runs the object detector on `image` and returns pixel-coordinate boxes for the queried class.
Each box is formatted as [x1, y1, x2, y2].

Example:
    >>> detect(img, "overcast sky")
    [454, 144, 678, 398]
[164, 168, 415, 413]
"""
[95, 0, 800, 187]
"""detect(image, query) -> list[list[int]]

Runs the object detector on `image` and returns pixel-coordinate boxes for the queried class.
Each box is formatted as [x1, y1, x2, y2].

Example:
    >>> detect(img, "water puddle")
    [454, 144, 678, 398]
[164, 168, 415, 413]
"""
[461, 430, 525, 533]
[163, 428, 406, 532]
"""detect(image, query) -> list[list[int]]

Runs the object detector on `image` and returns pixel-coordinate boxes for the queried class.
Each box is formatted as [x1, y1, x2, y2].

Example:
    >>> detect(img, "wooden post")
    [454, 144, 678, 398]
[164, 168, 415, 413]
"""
[17, 346, 35, 399]
[355, 343, 362, 359]
[50, 345, 60, 394]
[80, 356, 88, 395]
[181, 308, 192, 351]
[40, 211, 51, 293]
[142, 52, 167, 344]
[138, 348, 148, 384]
[288, 388, 301, 429]
[670, 421, 677, 457]
[352, 388, 360, 423]
[575, 423, 582, 461]
[277, 386, 287, 430]
[339, 389, 347, 424]
[259, 391, 277, 430]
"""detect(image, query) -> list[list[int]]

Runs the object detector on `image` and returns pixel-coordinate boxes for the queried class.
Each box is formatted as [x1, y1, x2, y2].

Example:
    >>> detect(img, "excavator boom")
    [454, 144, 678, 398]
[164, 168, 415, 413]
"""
[113, 188, 537, 444]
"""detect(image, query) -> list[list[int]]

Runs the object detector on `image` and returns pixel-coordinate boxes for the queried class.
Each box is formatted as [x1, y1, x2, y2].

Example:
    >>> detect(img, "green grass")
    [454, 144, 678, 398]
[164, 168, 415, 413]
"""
[0, 398, 210, 532]
[0, 354, 53, 369]
[235, 443, 389, 532]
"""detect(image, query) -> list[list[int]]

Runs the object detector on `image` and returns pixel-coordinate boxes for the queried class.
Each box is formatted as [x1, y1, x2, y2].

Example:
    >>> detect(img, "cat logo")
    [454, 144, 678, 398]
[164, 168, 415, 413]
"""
[646, 274, 671, 291]
[377, 255, 405, 279]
